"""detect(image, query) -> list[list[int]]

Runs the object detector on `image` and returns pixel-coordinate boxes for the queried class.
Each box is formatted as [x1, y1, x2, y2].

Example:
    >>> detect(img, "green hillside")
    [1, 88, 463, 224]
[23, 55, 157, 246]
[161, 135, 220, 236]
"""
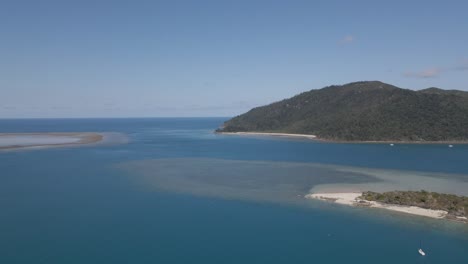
[217, 81, 468, 141]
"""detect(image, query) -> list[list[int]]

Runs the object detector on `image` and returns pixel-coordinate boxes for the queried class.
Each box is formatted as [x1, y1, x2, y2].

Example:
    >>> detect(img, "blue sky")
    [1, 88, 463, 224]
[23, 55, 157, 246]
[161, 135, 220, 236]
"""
[1, 0, 467, 118]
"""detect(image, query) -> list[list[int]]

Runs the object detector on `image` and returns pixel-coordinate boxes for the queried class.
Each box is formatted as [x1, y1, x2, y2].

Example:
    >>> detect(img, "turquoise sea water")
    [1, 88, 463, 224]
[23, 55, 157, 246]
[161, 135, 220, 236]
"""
[0, 118, 467, 263]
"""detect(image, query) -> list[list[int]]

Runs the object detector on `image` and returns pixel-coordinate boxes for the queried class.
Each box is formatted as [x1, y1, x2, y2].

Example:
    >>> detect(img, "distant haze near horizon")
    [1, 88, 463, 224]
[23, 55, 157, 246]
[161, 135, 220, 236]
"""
[1, 1, 467, 118]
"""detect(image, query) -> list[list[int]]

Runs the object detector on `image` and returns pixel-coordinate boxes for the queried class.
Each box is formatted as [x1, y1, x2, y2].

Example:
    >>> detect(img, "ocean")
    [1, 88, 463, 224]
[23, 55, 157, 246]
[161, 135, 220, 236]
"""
[0, 118, 467, 263]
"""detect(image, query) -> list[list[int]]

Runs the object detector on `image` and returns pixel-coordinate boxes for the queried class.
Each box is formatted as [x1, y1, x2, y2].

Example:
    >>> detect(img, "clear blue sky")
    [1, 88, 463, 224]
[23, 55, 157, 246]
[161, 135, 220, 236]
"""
[1, 0, 467, 118]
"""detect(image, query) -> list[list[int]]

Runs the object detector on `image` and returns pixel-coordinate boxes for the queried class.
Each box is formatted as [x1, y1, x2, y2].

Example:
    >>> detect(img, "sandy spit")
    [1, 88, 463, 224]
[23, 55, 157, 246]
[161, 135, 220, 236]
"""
[305, 192, 449, 219]
[0, 132, 104, 150]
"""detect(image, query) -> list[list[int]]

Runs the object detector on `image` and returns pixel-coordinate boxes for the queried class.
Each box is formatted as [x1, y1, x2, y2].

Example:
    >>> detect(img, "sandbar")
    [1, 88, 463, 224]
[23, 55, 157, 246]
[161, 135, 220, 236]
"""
[0, 132, 104, 150]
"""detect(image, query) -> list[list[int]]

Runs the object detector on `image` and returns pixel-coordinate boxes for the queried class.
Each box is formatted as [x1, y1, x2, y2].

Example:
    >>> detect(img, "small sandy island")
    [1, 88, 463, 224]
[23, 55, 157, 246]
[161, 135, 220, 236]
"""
[219, 132, 317, 140]
[0, 132, 105, 151]
[306, 192, 450, 220]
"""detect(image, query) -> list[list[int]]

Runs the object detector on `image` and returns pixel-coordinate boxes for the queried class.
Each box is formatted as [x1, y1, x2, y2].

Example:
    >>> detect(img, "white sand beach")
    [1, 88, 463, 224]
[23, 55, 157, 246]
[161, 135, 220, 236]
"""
[219, 131, 317, 140]
[306, 192, 449, 219]
[0, 132, 104, 150]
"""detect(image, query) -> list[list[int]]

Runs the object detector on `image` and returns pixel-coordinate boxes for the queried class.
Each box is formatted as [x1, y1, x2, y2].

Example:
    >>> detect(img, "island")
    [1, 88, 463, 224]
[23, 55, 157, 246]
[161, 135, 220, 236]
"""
[0, 132, 105, 150]
[216, 81, 468, 143]
[306, 190, 468, 223]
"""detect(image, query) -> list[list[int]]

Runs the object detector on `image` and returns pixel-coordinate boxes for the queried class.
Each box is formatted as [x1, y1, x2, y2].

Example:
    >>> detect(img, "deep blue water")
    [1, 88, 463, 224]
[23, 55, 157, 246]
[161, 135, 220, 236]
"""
[0, 118, 467, 263]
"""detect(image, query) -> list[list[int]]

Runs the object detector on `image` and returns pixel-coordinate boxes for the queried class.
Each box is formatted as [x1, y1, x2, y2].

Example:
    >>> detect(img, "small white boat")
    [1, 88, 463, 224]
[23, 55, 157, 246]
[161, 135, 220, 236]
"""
[449, 145, 454, 148]
[418, 241, 426, 256]
[390, 143, 394, 146]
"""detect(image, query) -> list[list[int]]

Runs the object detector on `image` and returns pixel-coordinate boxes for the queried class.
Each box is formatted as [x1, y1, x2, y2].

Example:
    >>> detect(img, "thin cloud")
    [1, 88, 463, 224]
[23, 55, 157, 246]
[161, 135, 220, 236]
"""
[404, 58, 468, 78]
[339, 35, 355, 45]
[404, 68, 441, 78]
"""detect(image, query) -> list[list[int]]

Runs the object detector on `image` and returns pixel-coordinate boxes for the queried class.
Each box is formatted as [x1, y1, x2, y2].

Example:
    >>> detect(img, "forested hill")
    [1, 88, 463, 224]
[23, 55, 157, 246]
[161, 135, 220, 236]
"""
[217, 81, 468, 142]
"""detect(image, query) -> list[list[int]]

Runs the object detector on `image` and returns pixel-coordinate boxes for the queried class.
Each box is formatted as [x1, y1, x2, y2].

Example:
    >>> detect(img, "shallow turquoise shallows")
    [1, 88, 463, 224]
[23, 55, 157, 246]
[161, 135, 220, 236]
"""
[0, 118, 467, 263]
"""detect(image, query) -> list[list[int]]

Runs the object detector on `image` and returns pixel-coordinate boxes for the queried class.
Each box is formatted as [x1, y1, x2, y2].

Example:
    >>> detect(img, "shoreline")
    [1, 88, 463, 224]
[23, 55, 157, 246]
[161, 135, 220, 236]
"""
[216, 131, 468, 144]
[0, 132, 105, 151]
[305, 192, 468, 222]
[217, 131, 317, 140]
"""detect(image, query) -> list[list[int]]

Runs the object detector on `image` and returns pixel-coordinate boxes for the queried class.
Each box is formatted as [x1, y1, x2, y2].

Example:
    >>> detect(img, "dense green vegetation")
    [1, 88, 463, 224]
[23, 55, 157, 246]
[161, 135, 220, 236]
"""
[360, 190, 468, 217]
[217, 81, 468, 141]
